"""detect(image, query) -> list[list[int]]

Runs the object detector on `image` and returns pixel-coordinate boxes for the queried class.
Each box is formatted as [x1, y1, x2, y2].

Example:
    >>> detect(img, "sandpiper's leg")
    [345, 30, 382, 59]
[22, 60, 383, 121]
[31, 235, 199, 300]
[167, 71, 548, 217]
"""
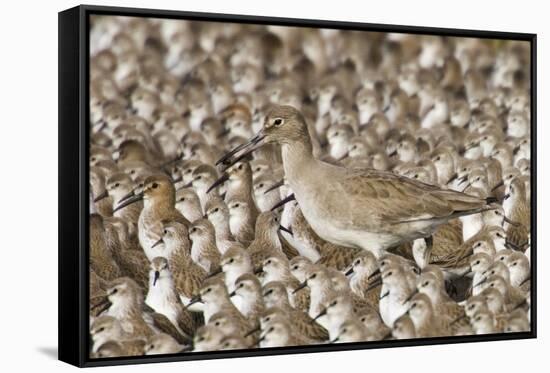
[422, 235, 434, 267]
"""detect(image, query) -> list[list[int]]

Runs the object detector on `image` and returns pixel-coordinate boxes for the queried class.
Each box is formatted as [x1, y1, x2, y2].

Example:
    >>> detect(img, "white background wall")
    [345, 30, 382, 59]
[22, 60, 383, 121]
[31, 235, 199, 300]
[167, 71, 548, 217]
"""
[0, 0, 545, 371]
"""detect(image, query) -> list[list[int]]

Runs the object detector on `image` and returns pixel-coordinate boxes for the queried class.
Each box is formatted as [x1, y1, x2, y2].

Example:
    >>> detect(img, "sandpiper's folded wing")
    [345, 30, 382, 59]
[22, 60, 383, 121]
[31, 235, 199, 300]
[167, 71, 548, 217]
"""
[150, 311, 191, 345]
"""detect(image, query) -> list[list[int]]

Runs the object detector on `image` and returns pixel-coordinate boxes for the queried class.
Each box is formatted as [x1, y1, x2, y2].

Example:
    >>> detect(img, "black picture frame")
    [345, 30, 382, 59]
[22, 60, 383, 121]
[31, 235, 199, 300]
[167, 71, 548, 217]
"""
[58, 4, 537, 368]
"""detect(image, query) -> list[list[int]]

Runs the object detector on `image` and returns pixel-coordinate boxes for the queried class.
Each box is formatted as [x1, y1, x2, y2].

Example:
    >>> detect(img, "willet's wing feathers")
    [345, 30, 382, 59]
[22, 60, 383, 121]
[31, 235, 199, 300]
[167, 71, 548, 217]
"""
[336, 169, 487, 228]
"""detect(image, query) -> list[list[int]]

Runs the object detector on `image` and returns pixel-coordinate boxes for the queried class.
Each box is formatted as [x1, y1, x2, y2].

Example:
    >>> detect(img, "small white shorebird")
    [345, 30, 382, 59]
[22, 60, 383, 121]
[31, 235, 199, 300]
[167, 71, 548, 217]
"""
[218, 105, 492, 258]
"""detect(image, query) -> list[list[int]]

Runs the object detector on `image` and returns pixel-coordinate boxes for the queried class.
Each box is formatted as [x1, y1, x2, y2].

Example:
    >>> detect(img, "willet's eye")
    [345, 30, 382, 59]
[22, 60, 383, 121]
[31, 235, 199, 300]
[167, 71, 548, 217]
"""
[152, 183, 159, 189]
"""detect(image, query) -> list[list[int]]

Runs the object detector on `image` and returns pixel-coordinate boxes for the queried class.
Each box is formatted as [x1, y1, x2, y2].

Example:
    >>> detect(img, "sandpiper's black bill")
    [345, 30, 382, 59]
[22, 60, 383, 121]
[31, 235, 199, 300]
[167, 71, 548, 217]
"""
[264, 179, 285, 194]
[113, 191, 144, 213]
[270, 193, 296, 211]
[491, 180, 504, 191]
[244, 327, 260, 338]
[292, 281, 308, 294]
[93, 190, 108, 203]
[363, 278, 382, 294]
[177, 180, 193, 191]
[312, 308, 327, 322]
[206, 172, 229, 194]
[367, 268, 381, 280]
[117, 188, 136, 205]
[503, 215, 520, 226]
[402, 289, 419, 304]
[278, 225, 293, 236]
[344, 267, 354, 276]
[151, 238, 164, 249]
[153, 271, 160, 286]
[205, 267, 223, 279]
[159, 153, 184, 169]
[185, 294, 202, 308]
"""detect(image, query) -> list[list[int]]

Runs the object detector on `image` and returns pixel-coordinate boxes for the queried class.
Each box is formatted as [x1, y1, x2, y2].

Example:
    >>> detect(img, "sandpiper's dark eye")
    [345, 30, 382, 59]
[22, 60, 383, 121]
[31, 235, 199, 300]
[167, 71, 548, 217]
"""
[130, 170, 135, 174]
[206, 288, 212, 293]
[196, 175, 202, 180]
[259, 184, 264, 188]
[311, 274, 317, 279]
[214, 208, 219, 213]
[435, 156, 441, 161]
[152, 183, 159, 189]
[112, 288, 118, 294]
[179, 198, 185, 202]
[292, 265, 298, 270]
[98, 327, 105, 333]
[268, 327, 274, 332]
[91, 157, 96, 162]
[229, 258, 234, 263]
[423, 281, 429, 286]
[114, 183, 120, 187]
[238, 164, 243, 170]
[239, 283, 244, 287]
[330, 301, 337, 307]
[476, 261, 480, 265]
[235, 204, 240, 208]
[274, 118, 283, 126]
[215, 321, 220, 326]
[163, 229, 167, 234]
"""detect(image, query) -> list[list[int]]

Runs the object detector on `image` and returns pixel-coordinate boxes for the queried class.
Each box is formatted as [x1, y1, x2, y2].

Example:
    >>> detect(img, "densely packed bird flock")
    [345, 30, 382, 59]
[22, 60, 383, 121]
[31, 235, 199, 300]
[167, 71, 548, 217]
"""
[88, 15, 532, 358]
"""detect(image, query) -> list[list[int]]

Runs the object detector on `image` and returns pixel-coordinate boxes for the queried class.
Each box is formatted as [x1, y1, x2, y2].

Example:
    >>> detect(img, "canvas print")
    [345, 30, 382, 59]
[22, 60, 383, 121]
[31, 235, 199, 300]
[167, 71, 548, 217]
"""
[88, 14, 532, 359]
